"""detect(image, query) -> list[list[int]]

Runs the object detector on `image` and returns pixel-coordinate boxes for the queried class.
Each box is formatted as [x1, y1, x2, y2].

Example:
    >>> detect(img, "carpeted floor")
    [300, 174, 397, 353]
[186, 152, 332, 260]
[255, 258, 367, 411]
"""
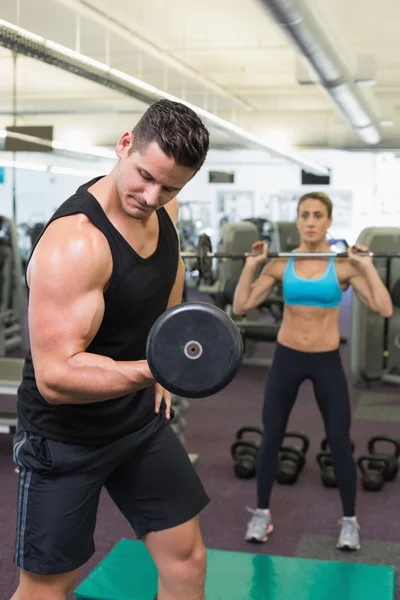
[1, 289, 399, 599]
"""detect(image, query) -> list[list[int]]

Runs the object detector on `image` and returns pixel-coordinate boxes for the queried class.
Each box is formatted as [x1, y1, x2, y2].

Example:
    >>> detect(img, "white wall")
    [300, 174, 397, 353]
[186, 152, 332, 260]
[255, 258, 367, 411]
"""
[0, 147, 391, 252]
[0, 153, 114, 224]
[178, 148, 379, 247]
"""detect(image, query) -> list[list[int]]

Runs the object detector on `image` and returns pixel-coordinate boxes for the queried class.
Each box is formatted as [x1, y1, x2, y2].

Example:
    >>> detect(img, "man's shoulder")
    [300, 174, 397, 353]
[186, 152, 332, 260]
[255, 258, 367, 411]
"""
[37, 214, 109, 263]
[164, 197, 179, 226]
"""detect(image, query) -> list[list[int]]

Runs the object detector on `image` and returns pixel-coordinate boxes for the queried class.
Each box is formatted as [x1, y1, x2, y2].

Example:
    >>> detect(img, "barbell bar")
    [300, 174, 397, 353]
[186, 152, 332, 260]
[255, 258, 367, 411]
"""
[182, 234, 400, 280]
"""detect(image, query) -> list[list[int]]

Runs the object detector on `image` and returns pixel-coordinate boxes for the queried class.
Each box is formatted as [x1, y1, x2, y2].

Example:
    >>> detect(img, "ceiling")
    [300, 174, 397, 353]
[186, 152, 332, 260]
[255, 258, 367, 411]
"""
[0, 0, 399, 155]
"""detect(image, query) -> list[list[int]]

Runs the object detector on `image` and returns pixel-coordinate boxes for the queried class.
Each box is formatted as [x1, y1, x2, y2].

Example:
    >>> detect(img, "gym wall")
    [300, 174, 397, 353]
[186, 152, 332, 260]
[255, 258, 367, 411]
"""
[178, 148, 377, 246]
[0, 147, 381, 247]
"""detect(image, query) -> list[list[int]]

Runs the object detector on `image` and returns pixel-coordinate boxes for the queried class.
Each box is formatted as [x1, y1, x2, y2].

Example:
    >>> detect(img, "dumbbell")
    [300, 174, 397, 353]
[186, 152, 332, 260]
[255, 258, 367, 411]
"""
[316, 438, 355, 488]
[357, 456, 391, 491]
[276, 432, 310, 485]
[147, 301, 243, 398]
[231, 426, 263, 479]
[367, 435, 400, 482]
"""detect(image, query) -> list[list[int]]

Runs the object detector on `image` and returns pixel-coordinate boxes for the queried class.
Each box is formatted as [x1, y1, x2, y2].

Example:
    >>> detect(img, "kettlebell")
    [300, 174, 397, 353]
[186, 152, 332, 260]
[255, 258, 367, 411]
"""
[317, 438, 355, 488]
[357, 455, 391, 491]
[367, 435, 400, 482]
[231, 427, 263, 479]
[316, 452, 337, 488]
[276, 432, 309, 485]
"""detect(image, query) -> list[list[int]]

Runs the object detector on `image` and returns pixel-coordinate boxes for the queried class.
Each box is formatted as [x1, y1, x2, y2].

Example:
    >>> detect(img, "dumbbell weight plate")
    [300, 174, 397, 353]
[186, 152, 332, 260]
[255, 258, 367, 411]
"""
[146, 302, 243, 398]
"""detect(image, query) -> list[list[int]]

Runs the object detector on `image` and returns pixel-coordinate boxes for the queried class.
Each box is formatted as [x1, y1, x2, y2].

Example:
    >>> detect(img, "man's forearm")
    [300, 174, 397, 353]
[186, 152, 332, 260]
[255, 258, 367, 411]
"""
[38, 352, 155, 405]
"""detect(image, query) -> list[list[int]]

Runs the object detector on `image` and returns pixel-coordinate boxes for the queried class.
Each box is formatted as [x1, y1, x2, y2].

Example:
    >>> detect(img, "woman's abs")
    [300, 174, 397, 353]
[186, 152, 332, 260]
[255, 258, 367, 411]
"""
[278, 304, 341, 352]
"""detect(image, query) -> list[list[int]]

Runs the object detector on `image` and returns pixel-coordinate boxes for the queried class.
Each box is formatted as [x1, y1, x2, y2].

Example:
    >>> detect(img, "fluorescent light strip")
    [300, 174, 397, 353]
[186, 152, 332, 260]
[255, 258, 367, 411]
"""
[1, 20, 44, 43]
[51, 140, 115, 158]
[49, 165, 103, 176]
[0, 19, 330, 176]
[46, 40, 110, 72]
[0, 129, 115, 159]
[0, 159, 47, 172]
[0, 158, 103, 177]
[52, 0, 253, 112]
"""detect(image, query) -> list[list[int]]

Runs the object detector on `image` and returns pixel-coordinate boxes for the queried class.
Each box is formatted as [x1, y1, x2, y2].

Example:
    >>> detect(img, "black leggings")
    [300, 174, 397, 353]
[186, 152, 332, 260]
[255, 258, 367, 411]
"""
[257, 343, 357, 516]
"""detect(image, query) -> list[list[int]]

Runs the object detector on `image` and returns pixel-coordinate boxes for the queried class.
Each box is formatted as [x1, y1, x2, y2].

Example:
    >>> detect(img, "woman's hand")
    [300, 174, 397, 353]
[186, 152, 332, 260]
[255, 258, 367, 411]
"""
[246, 241, 269, 268]
[348, 244, 373, 271]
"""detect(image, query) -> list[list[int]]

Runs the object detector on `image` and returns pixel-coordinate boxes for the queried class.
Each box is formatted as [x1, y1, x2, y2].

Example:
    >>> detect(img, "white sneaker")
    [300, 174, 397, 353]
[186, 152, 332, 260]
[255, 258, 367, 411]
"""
[244, 508, 274, 543]
[337, 518, 360, 551]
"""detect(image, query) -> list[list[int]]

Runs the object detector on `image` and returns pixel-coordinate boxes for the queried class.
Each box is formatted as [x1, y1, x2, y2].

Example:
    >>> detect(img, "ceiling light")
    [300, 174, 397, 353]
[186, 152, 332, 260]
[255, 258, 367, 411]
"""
[356, 126, 381, 145]
[0, 129, 115, 159]
[356, 79, 376, 87]
[0, 158, 104, 177]
[49, 166, 104, 177]
[52, 140, 115, 159]
[0, 18, 330, 176]
[0, 158, 47, 172]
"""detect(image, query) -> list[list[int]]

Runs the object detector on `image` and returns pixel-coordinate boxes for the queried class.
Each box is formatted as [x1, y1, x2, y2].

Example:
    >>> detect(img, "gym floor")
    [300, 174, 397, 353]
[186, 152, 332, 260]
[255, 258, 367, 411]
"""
[1, 289, 399, 599]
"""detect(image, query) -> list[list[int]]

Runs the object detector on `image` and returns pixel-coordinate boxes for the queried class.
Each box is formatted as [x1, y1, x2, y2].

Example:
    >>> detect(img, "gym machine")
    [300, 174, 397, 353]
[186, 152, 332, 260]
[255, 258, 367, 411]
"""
[0, 357, 23, 434]
[0, 216, 26, 357]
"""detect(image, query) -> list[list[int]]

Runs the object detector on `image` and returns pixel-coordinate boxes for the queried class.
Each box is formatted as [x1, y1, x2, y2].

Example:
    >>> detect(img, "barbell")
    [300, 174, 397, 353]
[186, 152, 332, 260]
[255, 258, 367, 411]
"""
[182, 234, 400, 280]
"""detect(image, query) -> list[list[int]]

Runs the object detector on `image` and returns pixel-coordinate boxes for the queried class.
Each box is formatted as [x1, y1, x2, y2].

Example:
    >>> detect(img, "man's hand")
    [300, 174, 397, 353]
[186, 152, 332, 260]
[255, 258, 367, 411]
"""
[155, 382, 172, 420]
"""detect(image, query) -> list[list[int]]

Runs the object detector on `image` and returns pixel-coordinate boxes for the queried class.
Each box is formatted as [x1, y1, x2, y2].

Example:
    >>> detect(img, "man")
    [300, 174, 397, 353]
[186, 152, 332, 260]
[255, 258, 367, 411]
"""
[11, 99, 210, 600]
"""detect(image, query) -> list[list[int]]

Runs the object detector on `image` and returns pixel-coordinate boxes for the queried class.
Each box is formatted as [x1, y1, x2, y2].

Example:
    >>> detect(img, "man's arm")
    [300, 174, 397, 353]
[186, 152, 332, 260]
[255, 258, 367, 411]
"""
[167, 258, 185, 308]
[165, 198, 185, 309]
[28, 215, 154, 406]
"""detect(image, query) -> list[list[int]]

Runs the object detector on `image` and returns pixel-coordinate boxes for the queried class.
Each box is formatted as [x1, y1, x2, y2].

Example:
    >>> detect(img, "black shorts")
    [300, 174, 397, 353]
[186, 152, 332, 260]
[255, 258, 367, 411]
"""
[13, 414, 210, 576]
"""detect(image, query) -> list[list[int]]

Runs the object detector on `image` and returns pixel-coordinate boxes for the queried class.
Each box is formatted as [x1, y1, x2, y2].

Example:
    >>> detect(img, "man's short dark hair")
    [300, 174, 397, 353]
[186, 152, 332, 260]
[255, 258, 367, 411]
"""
[130, 99, 210, 172]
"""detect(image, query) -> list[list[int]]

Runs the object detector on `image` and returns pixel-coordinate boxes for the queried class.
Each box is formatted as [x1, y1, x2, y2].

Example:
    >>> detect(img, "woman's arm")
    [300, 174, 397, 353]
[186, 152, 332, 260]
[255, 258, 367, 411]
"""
[347, 245, 393, 318]
[233, 261, 279, 315]
[233, 241, 281, 315]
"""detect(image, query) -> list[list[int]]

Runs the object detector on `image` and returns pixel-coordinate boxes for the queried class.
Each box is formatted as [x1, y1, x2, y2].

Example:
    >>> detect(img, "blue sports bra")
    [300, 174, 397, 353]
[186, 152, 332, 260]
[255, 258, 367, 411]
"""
[282, 257, 343, 308]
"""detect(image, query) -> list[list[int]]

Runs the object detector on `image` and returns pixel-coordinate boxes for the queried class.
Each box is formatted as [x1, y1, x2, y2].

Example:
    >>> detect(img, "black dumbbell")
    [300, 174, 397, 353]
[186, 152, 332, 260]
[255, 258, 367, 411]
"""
[276, 432, 310, 485]
[357, 455, 391, 491]
[367, 435, 400, 482]
[231, 427, 263, 479]
[317, 438, 355, 488]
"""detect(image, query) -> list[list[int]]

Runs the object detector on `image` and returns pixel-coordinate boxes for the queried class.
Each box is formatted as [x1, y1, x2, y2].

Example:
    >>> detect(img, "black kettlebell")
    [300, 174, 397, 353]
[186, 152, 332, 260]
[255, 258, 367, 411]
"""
[367, 435, 400, 482]
[317, 438, 355, 488]
[321, 438, 355, 455]
[231, 427, 263, 479]
[316, 452, 337, 488]
[276, 432, 310, 485]
[357, 455, 391, 491]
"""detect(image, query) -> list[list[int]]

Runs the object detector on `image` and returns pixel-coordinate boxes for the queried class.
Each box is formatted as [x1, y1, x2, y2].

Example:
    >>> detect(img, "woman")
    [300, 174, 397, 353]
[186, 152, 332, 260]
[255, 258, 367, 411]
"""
[233, 191, 393, 551]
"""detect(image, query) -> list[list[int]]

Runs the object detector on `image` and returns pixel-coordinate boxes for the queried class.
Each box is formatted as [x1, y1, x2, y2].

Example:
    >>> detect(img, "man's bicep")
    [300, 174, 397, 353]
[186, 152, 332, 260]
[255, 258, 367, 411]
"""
[27, 228, 110, 376]
[29, 275, 105, 359]
[167, 258, 185, 308]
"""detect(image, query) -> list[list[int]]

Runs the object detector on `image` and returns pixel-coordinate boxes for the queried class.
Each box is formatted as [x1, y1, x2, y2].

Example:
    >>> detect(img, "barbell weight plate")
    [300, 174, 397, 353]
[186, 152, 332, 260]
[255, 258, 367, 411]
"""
[146, 302, 243, 399]
[198, 233, 213, 280]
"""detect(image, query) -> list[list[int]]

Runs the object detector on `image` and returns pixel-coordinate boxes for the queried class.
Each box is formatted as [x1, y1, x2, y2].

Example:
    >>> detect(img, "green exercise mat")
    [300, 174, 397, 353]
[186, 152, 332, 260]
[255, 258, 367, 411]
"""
[75, 538, 396, 600]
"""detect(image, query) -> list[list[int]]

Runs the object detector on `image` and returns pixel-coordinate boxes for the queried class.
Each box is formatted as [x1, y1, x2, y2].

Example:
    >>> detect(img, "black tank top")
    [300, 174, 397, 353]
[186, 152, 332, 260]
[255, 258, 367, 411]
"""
[17, 176, 179, 445]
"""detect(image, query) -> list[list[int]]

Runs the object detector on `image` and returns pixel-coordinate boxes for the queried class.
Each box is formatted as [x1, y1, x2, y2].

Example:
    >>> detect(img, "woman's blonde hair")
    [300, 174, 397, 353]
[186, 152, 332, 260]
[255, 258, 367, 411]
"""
[297, 191, 333, 218]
